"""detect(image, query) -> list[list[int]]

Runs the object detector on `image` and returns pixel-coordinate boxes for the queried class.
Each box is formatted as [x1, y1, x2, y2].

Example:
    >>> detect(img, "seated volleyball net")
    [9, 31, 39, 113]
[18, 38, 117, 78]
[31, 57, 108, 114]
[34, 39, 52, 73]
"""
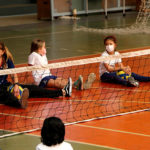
[1, 49, 150, 138]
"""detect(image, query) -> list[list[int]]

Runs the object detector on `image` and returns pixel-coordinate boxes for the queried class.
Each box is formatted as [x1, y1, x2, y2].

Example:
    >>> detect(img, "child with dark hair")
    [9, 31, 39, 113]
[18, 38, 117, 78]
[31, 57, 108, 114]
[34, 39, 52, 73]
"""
[100, 35, 150, 87]
[36, 117, 73, 150]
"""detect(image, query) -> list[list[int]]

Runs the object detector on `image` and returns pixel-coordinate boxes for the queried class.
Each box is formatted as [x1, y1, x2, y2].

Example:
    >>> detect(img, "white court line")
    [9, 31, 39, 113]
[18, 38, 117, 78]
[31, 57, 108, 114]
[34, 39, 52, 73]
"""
[0, 30, 72, 40]
[93, 86, 150, 92]
[25, 133, 122, 150]
[0, 112, 44, 120]
[0, 97, 150, 105]
[27, 99, 150, 104]
[67, 139, 122, 150]
[75, 124, 150, 138]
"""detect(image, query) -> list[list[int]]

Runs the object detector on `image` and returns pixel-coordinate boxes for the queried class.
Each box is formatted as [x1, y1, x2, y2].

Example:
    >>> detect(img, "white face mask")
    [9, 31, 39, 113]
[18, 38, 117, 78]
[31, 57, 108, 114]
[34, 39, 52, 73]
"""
[106, 45, 114, 53]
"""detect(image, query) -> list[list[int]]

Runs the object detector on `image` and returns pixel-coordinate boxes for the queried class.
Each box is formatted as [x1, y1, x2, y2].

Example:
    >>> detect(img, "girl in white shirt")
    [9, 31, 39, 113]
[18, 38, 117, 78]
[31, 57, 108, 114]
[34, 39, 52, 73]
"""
[100, 36, 150, 87]
[36, 117, 73, 150]
[28, 39, 96, 91]
[28, 39, 72, 90]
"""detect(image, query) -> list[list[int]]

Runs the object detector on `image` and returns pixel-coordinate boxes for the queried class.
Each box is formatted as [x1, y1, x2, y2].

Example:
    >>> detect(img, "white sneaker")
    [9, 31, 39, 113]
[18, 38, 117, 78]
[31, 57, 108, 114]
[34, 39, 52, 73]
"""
[64, 78, 72, 97]
[83, 73, 96, 89]
[128, 77, 139, 87]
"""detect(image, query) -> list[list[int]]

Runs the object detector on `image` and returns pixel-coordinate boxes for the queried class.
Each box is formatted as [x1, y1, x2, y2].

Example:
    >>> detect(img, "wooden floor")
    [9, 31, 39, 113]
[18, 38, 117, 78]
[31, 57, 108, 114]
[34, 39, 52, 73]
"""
[1, 48, 150, 149]
[0, 11, 150, 150]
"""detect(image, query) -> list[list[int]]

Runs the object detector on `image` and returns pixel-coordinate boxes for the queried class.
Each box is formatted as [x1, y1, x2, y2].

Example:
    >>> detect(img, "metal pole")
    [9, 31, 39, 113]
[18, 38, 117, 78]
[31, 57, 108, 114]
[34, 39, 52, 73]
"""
[50, 0, 54, 20]
[123, 0, 126, 16]
[85, 0, 88, 15]
[105, 0, 108, 18]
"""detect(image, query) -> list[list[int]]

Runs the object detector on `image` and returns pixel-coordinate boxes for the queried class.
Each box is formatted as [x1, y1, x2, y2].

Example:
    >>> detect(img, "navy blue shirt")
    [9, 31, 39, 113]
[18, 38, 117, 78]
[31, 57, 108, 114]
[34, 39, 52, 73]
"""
[0, 59, 15, 85]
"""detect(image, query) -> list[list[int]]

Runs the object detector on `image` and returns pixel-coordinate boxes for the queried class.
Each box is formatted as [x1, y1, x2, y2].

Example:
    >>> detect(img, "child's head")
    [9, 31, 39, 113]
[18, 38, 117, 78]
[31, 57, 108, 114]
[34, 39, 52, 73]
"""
[41, 117, 65, 146]
[104, 36, 117, 53]
[30, 39, 46, 56]
[0, 42, 14, 67]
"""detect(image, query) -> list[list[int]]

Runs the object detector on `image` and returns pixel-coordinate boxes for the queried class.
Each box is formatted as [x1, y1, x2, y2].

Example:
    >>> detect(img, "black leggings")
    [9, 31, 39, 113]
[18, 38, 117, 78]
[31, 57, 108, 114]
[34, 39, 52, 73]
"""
[0, 84, 63, 108]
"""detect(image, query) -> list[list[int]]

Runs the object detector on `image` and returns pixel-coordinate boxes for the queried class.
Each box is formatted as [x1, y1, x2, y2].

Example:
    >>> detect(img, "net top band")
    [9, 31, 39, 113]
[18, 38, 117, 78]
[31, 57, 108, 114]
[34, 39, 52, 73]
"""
[0, 49, 150, 76]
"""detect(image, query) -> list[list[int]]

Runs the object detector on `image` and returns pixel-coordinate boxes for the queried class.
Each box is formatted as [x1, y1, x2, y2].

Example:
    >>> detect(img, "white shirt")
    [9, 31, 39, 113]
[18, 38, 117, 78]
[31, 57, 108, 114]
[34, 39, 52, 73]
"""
[36, 142, 73, 150]
[99, 51, 122, 76]
[28, 52, 51, 85]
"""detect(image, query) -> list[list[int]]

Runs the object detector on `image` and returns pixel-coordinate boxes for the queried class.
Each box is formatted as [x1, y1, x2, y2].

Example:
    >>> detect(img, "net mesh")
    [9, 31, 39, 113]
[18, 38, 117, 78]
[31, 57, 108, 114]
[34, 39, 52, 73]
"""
[136, 0, 150, 26]
[0, 49, 150, 138]
[74, 0, 150, 34]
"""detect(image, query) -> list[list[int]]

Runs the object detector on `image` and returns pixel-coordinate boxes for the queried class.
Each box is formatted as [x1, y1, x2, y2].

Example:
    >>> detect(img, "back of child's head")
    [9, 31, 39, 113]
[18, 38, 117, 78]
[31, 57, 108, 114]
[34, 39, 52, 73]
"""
[104, 36, 117, 45]
[30, 39, 45, 53]
[41, 117, 65, 146]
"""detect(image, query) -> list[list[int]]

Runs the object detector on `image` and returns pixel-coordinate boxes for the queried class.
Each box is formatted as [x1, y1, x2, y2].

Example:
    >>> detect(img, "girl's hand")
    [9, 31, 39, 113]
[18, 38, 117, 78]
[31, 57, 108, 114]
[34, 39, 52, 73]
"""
[123, 66, 131, 75]
[13, 84, 20, 98]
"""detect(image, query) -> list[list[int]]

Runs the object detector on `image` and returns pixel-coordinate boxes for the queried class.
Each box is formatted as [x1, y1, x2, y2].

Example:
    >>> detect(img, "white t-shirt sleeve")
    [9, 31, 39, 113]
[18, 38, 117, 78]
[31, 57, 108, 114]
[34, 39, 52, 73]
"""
[36, 144, 41, 150]
[64, 142, 73, 150]
[28, 53, 35, 65]
[68, 144, 73, 150]
[101, 51, 110, 64]
[115, 51, 122, 63]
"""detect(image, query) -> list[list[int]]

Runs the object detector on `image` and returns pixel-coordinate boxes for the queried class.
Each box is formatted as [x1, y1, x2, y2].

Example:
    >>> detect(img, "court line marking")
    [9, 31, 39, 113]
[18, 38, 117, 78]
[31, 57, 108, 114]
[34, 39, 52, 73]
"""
[25, 133, 122, 150]
[74, 124, 150, 138]
[27, 99, 150, 104]
[0, 108, 150, 128]
[0, 112, 43, 120]
[1, 84, 150, 105]
[1, 97, 150, 104]
[92, 86, 150, 92]
[0, 30, 72, 40]
[67, 139, 122, 150]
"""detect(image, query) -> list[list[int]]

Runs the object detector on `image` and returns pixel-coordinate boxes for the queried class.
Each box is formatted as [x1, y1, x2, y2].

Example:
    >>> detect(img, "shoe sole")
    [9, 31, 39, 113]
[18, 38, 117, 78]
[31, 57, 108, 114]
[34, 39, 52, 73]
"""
[79, 75, 83, 90]
[73, 75, 83, 90]
[83, 73, 96, 89]
[128, 77, 139, 87]
[68, 77, 72, 96]
[20, 88, 29, 109]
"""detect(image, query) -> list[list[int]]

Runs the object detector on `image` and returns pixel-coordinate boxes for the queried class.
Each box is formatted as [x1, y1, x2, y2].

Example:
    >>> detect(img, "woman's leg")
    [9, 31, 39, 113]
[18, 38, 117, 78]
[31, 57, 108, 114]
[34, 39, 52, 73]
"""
[101, 72, 129, 86]
[21, 84, 63, 98]
[0, 85, 21, 108]
[132, 72, 150, 82]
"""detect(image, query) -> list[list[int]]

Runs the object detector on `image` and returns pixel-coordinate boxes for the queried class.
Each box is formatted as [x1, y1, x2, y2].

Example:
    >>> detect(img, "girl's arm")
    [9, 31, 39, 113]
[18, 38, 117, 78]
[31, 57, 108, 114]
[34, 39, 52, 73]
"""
[7, 58, 20, 97]
[104, 62, 131, 74]
[11, 73, 20, 97]
[118, 62, 131, 75]
[104, 63, 121, 72]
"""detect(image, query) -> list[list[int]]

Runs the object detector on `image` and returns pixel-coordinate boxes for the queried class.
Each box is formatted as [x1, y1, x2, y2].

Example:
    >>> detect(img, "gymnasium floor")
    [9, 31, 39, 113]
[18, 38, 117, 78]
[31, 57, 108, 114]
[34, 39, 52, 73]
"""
[1, 11, 150, 64]
[0, 11, 150, 150]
